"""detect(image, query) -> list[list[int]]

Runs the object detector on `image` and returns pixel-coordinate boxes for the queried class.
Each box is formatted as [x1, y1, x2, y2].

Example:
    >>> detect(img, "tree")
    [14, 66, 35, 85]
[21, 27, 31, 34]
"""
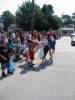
[16, 1, 32, 31]
[16, 1, 62, 31]
[42, 4, 54, 16]
[46, 15, 62, 30]
[34, 4, 48, 31]
[16, 1, 47, 31]
[51, 15, 62, 30]
[61, 14, 73, 26]
[1, 10, 15, 31]
[72, 12, 75, 24]
[42, 4, 62, 30]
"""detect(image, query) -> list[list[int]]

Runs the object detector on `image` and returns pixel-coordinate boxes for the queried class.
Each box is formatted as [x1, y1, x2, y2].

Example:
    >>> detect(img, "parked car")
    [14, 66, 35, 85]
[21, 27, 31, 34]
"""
[71, 35, 75, 46]
[70, 33, 75, 38]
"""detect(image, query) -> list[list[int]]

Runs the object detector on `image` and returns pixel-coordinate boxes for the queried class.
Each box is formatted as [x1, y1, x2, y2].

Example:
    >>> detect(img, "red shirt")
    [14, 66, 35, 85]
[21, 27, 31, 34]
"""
[19, 31, 24, 39]
[29, 45, 34, 60]
[33, 32, 37, 39]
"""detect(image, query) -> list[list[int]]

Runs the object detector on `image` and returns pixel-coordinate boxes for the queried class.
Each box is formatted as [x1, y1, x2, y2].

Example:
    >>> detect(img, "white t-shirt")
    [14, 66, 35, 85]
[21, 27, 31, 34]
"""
[35, 41, 45, 51]
[27, 34, 31, 40]
[11, 33, 15, 38]
[38, 41, 45, 48]
[14, 38, 20, 47]
[50, 35, 54, 41]
[20, 44, 26, 51]
[23, 48, 28, 54]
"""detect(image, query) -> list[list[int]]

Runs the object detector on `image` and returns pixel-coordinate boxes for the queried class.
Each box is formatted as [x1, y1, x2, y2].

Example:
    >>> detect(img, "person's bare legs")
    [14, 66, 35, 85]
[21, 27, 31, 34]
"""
[49, 49, 51, 57]
[42, 58, 44, 63]
[25, 56, 28, 66]
[31, 60, 33, 64]
[51, 49, 55, 57]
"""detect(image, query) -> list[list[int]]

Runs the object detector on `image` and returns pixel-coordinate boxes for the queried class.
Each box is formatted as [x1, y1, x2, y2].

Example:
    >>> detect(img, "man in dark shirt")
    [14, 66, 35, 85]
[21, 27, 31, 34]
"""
[47, 28, 56, 61]
[0, 40, 16, 77]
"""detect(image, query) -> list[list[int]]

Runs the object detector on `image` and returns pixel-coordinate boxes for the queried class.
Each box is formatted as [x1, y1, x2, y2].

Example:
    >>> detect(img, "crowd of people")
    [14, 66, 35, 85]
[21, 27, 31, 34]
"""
[0, 28, 57, 77]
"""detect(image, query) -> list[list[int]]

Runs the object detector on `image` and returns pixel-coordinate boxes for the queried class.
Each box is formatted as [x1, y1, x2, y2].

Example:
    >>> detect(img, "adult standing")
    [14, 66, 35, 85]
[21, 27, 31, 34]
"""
[11, 31, 16, 39]
[0, 29, 7, 43]
[0, 40, 16, 77]
[47, 28, 56, 61]
[26, 31, 32, 41]
[14, 34, 21, 58]
[33, 31, 38, 40]
[19, 29, 25, 44]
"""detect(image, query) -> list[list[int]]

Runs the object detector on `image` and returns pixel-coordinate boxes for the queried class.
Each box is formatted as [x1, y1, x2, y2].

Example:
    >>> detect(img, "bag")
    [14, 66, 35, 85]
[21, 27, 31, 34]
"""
[50, 35, 54, 41]
[23, 48, 28, 54]
[38, 49, 44, 59]
[9, 60, 15, 72]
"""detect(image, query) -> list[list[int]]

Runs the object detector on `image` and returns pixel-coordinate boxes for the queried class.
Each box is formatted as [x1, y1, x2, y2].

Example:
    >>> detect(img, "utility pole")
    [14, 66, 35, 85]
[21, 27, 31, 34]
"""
[31, 0, 34, 36]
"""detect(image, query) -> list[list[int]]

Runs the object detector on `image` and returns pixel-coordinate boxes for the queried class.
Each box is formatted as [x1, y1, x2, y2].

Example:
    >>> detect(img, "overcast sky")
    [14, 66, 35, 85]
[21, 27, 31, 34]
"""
[0, 0, 75, 17]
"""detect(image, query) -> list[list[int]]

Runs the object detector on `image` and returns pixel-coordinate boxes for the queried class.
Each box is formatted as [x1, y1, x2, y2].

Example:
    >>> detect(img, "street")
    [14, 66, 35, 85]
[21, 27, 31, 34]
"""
[0, 36, 75, 100]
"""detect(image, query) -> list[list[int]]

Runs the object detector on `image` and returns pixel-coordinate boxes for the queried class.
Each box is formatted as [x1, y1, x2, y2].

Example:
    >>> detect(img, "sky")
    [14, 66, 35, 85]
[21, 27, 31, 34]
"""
[0, 0, 75, 17]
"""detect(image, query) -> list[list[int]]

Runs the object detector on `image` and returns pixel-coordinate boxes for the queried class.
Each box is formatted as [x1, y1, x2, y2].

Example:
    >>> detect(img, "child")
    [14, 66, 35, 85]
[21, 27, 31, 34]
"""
[14, 34, 21, 58]
[23, 48, 30, 66]
[35, 39, 49, 64]
[20, 41, 26, 54]
[40, 39, 49, 63]
[29, 40, 35, 67]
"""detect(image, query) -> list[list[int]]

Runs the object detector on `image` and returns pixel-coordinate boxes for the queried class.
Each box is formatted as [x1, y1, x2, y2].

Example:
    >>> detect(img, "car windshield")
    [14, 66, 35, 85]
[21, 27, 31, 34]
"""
[72, 36, 75, 38]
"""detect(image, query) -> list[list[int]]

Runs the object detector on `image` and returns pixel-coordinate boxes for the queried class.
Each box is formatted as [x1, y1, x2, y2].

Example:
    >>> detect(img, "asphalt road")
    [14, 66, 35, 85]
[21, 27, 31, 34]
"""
[0, 36, 75, 100]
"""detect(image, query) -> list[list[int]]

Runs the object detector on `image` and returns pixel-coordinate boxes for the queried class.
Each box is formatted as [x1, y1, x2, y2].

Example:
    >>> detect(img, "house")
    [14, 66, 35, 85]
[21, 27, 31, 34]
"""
[8, 24, 21, 33]
[58, 24, 75, 35]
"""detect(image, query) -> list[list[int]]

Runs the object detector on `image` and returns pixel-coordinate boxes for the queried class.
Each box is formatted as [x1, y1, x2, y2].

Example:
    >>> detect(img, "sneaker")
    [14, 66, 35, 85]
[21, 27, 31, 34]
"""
[49, 57, 51, 61]
[25, 64, 28, 67]
[2, 72, 6, 77]
[49, 57, 53, 61]
[31, 63, 35, 65]
[51, 55, 53, 58]
[29, 65, 33, 67]
[10, 72, 13, 74]
[45, 59, 48, 62]
[7, 70, 13, 74]
[40, 62, 44, 65]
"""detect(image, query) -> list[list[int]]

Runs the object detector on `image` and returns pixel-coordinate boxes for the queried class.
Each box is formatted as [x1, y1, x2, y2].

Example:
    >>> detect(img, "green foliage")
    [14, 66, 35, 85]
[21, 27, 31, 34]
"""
[34, 4, 48, 31]
[0, 1, 62, 31]
[15, 1, 61, 31]
[61, 14, 73, 26]
[42, 4, 54, 16]
[16, 1, 32, 31]
[72, 12, 75, 19]
[1, 10, 15, 31]
[72, 12, 75, 24]
[52, 15, 62, 29]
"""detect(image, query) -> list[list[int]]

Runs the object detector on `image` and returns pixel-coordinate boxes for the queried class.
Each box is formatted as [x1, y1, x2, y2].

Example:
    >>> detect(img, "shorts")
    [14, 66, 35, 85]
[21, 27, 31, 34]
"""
[29, 52, 34, 60]
[30, 55, 34, 60]
[21, 39, 24, 44]
[23, 54, 29, 57]
[1, 62, 10, 70]
[48, 42, 55, 50]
